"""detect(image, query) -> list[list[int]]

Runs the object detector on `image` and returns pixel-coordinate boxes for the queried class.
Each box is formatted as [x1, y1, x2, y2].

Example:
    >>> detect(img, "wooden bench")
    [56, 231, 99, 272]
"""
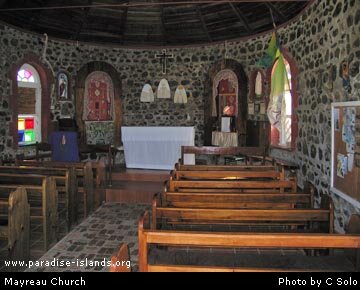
[180, 146, 267, 165]
[176, 164, 278, 171]
[0, 187, 30, 271]
[171, 169, 284, 180]
[16, 160, 101, 218]
[109, 243, 132, 272]
[166, 179, 297, 193]
[159, 191, 314, 210]
[161, 181, 315, 209]
[139, 211, 360, 272]
[0, 166, 76, 232]
[0, 175, 58, 252]
[152, 195, 333, 232]
[17, 159, 106, 190]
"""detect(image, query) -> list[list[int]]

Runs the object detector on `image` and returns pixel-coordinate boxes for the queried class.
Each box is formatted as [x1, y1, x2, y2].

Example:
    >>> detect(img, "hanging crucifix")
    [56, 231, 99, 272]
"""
[155, 49, 174, 74]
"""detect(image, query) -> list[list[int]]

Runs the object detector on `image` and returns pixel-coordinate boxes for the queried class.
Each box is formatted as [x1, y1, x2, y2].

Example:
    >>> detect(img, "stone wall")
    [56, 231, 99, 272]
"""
[0, 0, 359, 231]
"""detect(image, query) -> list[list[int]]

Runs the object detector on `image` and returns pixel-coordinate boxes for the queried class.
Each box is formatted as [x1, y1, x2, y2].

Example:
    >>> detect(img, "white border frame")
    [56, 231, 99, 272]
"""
[331, 101, 360, 209]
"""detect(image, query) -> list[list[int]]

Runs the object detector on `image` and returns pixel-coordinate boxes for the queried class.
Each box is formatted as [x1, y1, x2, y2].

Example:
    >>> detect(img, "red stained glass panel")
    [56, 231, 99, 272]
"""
[25, 118, 34, 129]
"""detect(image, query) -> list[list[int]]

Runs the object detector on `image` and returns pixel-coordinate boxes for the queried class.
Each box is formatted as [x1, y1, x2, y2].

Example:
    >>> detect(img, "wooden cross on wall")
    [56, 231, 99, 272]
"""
[155, 49, 174, 74]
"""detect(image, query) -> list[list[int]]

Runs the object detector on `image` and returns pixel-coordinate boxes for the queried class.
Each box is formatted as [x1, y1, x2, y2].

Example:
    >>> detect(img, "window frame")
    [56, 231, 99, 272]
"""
[267, 48, 298, 151]
[17, 64, 42, 146]
[8, 53, 53, 149]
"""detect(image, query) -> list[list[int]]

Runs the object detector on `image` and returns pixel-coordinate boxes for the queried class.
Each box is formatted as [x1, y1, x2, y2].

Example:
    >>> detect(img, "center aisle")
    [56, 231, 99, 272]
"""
[26, 203, 150, 272]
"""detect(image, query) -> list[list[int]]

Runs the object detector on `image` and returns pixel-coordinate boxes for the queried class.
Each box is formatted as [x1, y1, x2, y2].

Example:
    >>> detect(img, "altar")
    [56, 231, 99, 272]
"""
[121, 126, 195, 170]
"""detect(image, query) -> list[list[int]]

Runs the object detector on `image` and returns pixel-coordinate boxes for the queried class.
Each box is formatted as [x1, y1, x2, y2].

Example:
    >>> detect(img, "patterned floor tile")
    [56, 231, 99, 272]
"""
[26, 202, 150, 272]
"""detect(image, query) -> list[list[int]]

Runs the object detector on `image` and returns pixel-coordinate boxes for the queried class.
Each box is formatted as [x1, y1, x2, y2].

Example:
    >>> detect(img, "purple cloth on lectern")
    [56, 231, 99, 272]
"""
[50, 131, 80, 162]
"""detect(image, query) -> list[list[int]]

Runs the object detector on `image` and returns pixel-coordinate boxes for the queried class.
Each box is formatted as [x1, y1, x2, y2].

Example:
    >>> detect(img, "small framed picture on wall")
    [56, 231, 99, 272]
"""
[57, 71, 70, 101]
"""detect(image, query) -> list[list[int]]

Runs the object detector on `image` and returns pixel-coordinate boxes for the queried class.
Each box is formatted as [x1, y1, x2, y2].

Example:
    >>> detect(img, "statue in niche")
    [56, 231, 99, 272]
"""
[57, 72, 69, 100]
[221, 94, 236, 116]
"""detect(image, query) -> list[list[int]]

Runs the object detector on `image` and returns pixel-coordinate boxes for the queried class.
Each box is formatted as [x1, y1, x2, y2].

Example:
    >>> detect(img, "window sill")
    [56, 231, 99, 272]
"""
[270, 144, 294, 152]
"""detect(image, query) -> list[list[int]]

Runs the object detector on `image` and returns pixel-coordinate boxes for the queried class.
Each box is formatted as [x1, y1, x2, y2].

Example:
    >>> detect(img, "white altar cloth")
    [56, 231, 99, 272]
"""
[121, 126, 195, 170]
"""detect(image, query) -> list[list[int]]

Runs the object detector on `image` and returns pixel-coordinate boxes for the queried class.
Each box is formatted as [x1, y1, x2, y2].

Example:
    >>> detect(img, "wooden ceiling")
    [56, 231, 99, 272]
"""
[0, 1, 310, 47]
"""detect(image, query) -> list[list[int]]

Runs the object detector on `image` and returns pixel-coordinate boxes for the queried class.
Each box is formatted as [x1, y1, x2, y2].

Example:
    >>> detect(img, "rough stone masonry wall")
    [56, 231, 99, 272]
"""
[284, 0, 360, 232]
[0, 0, 359, 231]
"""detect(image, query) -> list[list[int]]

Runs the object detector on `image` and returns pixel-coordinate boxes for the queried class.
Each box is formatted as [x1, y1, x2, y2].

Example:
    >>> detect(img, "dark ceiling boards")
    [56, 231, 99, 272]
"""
[0, 0, 310, 47]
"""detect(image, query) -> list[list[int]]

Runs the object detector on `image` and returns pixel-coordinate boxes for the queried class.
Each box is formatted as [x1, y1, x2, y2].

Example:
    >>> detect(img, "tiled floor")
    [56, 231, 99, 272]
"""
[26, 202, 150, 272]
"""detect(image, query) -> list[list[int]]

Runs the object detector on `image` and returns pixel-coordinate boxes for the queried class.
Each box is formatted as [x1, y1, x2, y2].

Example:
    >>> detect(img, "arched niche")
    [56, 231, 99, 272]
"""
[204, 59, 248, 146]
[212, 69, 238, 117]
[8, 53, 54, 149]
[75, 62, 122, 146]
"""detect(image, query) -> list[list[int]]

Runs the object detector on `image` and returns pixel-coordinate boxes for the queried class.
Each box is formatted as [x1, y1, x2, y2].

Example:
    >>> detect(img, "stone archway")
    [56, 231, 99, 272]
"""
[75, 62, 122, 146]
[204, 59, 248, 146]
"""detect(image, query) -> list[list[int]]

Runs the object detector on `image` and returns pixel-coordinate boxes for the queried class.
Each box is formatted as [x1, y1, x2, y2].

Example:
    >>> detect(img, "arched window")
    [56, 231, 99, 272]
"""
[269, 51, 298, 150]
[17, 64, 41, 146]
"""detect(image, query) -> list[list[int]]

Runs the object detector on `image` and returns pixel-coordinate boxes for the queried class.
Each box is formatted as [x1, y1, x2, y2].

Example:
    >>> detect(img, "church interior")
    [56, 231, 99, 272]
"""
[0, 0, 360, 273]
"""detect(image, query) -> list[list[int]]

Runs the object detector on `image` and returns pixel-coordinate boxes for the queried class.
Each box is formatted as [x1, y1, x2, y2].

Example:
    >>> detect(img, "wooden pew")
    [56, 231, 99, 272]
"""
[0, 187, 30, 271]
[139, 211, 360, 272]
[0, 175, 58, 252]
[109, 243, 132, 272]
[0, 166, 76, 231]
[166, 179, 297, 193]
[16, 159, 105, 189]
[180, 146, 267, 165]
[176, 164, 277, 171]
[16, 160, 101, 218]
[152, 195, 333, 232]
[159, 192, 314, 210]
[171, 169, 283, 180]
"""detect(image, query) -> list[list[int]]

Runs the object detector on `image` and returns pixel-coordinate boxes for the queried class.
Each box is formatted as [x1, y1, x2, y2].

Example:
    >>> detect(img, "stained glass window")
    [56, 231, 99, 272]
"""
[18, 116, 36, 145]
[17, 69, 35, 82]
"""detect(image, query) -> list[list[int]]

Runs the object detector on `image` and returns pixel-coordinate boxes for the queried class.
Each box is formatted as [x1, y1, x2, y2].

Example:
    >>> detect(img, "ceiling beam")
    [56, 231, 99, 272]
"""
[196, 6, 212, 42]
[160, 6, 168, 45]
[73, 0, 92, 41]
[119, 7, 128, 44]
[265, 2, 286, 23]
[229, 3, 252, 33]
[0, 1, 310, 12]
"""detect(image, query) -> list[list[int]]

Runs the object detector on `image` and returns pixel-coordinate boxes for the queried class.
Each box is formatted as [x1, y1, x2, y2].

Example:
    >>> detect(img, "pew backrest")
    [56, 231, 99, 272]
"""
[138, 211, 360, 272]
[172, 169, 282, 180]
[162, 192, 313, 209]
[109, 243, 132, 272]
[0, 165, 76, 229]
[167, 179, 297, 193]
[180, 146, 266, 165]
[0, 187, 30, 270]
[0, 175, 58, 251]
